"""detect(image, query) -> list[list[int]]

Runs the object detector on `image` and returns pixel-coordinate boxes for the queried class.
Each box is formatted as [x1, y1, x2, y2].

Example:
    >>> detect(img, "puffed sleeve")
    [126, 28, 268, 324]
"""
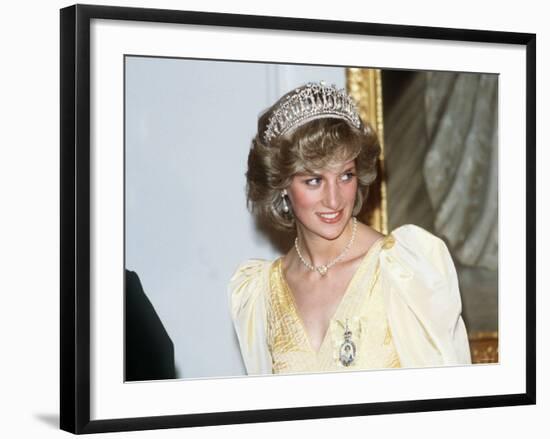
[380, 225, 472, 367]
[228, 259, 273, 375]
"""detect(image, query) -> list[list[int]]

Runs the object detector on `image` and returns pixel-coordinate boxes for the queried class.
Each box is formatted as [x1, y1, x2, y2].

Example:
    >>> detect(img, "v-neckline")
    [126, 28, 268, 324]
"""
[277, 236, 384, 355]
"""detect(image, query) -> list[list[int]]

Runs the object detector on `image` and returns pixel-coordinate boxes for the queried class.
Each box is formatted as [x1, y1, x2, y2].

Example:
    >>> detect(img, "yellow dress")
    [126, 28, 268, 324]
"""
[228, 224, 471, 375]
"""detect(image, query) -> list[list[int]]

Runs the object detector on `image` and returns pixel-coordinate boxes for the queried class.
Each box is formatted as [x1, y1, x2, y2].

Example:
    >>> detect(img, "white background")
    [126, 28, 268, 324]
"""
[0, 0, 545, 438]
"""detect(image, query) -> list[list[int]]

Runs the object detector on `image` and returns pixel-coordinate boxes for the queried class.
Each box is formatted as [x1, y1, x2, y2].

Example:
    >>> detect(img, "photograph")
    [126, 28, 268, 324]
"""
[123, 58, 498, 381]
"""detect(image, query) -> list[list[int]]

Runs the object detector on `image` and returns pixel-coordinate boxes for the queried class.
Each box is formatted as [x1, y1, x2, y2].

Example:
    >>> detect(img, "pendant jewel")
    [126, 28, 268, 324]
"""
[317, 265, 328, 276]
[339, 319, 356, 367]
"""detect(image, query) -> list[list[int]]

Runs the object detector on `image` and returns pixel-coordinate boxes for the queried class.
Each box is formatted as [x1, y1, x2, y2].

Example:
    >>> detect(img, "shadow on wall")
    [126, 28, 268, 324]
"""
[125, 269, 176, 381]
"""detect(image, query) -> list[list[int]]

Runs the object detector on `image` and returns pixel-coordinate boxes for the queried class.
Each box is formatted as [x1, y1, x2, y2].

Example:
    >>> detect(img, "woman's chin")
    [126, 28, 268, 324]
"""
[312, 219, 351, 240]
[296, 211, 354, 241]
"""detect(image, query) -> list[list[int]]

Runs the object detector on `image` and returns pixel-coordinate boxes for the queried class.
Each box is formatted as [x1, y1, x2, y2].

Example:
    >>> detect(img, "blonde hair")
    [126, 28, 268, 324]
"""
[246, 92, 381, 232]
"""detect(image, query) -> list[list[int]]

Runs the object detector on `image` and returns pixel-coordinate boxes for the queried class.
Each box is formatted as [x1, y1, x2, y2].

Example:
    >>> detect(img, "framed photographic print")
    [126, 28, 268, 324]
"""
[60, 4, 536, 434]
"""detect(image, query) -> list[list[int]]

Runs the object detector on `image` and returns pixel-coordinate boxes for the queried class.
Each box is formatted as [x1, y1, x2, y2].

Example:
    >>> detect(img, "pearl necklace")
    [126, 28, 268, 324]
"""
[294, 217, 357, 276]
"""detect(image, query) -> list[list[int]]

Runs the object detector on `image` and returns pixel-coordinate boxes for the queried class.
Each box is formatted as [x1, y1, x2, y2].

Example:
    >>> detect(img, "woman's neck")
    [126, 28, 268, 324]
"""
[295, 217, 355, 268]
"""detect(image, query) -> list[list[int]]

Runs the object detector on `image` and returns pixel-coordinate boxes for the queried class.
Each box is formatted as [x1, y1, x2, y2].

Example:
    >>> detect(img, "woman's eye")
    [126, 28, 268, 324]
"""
[341, 172, 355, 181]
[305, 177, 321, 186]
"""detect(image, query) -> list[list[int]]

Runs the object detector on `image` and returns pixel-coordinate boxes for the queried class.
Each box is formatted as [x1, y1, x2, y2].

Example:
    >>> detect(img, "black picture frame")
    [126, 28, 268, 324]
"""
[60, 3, 536, 434]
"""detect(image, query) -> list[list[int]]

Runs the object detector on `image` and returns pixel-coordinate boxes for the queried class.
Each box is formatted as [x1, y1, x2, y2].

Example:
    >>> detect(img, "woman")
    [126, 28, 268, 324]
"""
[229, 82, 471, 375]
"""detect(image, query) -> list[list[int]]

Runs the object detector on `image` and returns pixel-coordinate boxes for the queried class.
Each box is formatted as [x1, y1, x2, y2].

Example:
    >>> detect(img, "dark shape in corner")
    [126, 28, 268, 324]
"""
[125, 269, 176, 381]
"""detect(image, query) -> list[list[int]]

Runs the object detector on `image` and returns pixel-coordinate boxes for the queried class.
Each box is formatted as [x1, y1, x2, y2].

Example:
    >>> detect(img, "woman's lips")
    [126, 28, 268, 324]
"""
[316, 210, 343, 224]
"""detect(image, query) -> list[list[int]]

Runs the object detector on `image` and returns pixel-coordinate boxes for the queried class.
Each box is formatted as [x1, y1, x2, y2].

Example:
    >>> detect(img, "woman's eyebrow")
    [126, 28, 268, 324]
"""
[296, 170, 322, 177]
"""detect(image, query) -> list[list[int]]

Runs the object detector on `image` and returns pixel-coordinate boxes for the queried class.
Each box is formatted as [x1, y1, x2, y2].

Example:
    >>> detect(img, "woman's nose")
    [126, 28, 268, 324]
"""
[323, 180, 341, 209]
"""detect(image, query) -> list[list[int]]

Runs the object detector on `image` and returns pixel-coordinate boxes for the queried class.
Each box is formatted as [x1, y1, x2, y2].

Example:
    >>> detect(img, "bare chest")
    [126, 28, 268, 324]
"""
[284, 266, 356, 352]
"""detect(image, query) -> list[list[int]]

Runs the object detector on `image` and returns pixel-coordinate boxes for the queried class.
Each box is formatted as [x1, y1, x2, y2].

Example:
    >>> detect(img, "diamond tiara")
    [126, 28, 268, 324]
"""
[263, 82, 362, 145]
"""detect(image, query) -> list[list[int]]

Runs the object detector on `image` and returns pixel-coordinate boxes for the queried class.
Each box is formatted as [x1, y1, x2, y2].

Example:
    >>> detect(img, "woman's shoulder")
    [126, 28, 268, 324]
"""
[230, 258, 273, 278]
[227, 258, 273, 319]
[380, 224, 452, 271]
[378, 224, 471, 366]
[227, 258, 274, 374]
[380, 224, 455, 277]
[385, 224, 446, 249]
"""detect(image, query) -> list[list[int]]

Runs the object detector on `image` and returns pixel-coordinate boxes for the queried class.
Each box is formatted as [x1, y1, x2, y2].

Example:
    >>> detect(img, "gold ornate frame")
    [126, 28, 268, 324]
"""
[346, 68, 388, 234]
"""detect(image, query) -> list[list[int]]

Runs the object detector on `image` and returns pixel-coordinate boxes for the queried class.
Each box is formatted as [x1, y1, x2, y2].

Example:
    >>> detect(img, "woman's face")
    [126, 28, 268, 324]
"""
[286, 159, 358, 241]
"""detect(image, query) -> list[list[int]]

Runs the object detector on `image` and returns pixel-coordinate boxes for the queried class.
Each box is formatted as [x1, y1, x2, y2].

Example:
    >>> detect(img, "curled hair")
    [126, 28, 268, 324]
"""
[246, 94, 381, 232]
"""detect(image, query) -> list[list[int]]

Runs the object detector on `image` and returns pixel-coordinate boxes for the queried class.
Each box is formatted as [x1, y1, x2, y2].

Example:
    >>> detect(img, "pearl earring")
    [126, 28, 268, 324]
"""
[281, 189, 289, 213]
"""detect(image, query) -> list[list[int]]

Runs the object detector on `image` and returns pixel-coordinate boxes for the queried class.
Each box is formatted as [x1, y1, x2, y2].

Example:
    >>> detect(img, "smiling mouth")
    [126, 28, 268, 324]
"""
[317, 210, 343, 223]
